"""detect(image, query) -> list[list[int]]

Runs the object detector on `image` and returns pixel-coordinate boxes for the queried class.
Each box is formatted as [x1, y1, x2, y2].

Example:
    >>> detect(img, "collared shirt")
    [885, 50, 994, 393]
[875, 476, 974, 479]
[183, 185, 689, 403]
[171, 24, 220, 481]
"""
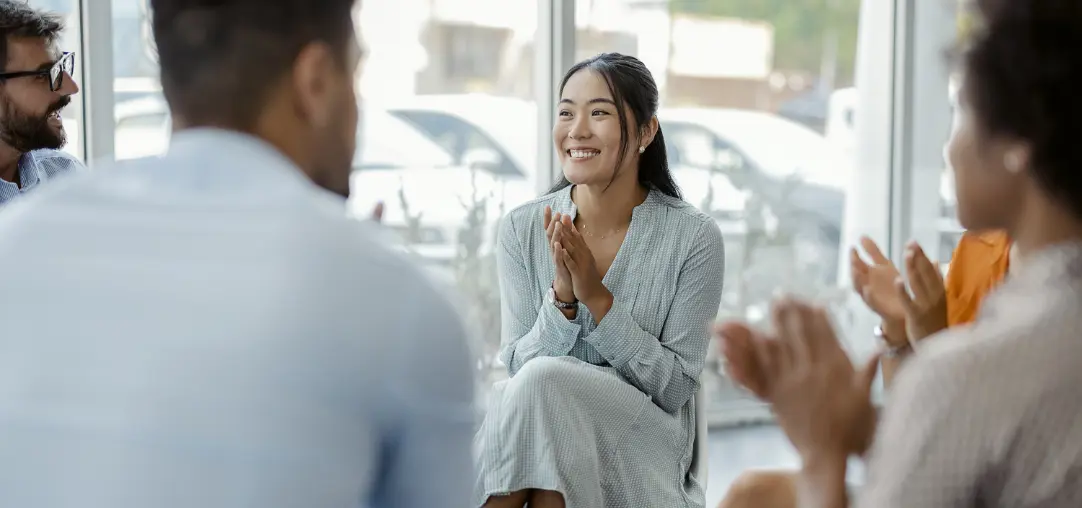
[857, 241, 1082, 507]
[0, 129, 476, 508]
[945, 230, 1012, 326]
[0, 148, 84, 206]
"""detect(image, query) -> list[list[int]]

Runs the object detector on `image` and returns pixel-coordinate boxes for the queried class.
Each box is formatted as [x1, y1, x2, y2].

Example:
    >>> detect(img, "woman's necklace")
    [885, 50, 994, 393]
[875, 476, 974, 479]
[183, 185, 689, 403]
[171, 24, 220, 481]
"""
[578, 221, 626, 240]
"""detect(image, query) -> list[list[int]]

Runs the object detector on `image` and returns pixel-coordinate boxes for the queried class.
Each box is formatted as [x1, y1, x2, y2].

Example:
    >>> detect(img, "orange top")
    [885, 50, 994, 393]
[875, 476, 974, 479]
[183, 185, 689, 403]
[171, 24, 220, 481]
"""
[944, 230, 1012, 327]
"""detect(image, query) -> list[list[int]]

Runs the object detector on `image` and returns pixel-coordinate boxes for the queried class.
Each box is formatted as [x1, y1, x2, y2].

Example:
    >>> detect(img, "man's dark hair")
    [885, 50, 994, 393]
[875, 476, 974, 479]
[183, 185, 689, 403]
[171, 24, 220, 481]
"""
[150, 0, 357, 130]
[0, 1, 63, 73]
[964, 0, 1082, 219]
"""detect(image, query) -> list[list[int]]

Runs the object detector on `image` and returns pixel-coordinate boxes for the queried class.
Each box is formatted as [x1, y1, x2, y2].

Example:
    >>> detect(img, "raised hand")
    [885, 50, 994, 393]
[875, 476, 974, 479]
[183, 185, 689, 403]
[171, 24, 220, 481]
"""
[716, 299, 881, 459]
[895, 242, 948, 342]
[716, 320, 780, 400]
[544, 206, 575, 304]
[851, 236, 906, 344]
[851, 236, 904, 321]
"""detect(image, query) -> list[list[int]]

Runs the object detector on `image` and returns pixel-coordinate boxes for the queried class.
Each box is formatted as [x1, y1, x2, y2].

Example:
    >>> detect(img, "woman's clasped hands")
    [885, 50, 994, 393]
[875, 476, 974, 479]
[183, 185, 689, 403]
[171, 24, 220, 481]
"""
[543, 206, 613, 319]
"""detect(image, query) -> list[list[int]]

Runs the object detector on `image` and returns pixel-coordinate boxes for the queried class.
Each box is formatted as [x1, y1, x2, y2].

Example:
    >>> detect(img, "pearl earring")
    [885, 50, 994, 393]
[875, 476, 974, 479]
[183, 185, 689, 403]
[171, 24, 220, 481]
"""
[638, 146, 645, 154]
[1004, 150, 1024, 173]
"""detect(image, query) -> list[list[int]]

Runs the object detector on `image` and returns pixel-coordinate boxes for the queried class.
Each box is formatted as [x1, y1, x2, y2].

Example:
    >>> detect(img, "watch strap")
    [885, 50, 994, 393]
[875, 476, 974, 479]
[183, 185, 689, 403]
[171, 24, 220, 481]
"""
[874, 324, 911, 358]
[551, 283, 577, 309]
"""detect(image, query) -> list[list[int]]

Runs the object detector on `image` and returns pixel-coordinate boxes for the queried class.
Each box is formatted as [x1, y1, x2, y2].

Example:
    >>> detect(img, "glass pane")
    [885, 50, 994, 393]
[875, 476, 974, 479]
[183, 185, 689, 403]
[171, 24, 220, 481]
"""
[350, 0, 540, 397]
[27, 0, 83, 161]
[113, 0, 169, 160]
[937, 1, 973, 269]
[578, 0, 870, 424]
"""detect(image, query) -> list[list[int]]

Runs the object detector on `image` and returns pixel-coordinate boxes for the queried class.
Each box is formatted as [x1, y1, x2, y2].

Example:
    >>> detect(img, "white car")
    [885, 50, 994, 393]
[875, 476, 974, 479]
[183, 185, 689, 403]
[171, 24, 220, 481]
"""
[348, 105, 534, 263]
[382, 94, 539, 183]
[381, 93, 748, 221]
[659, 107, 852, 286]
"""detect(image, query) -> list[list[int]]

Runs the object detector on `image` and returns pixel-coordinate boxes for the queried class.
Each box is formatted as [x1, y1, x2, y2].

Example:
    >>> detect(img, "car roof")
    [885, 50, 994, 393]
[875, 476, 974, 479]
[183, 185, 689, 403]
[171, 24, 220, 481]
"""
[659, 107, 850, 189]
[355, 106, 457, 169]
[380, 94, 538, 175]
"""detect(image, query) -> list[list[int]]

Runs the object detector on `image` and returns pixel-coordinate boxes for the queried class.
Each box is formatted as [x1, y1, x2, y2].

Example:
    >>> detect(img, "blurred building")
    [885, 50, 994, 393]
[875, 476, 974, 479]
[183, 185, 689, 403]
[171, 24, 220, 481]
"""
[358, 0, 817, 116]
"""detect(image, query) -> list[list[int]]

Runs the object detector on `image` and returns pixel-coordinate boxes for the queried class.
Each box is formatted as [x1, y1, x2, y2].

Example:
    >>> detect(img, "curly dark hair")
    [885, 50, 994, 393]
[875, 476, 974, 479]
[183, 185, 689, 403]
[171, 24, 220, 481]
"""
[964, 0, 1082, 219]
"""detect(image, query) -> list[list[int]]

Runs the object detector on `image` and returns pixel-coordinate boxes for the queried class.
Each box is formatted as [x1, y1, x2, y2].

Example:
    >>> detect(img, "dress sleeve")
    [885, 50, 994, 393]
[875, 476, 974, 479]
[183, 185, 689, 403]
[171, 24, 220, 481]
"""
[496, 212, 582, 376]
[583, 220, 725, 413]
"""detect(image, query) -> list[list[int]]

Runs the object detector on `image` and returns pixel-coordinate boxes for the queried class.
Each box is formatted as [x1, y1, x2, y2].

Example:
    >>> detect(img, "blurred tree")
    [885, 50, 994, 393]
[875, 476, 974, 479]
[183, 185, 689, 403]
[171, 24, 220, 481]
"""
[957, 0, 978, 41]
[454, 170, 504, 369]
[397, 182, 424, 245]
[669, 0, 862, 87]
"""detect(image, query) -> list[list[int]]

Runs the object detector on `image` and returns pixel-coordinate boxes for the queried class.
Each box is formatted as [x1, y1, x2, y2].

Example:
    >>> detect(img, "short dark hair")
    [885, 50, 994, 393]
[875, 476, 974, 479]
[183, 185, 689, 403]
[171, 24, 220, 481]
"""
[964, 0, 1082, 219]
[150, 0, 357, 130]
[550, 53, 682, 200]
[0, 1, 63, 73]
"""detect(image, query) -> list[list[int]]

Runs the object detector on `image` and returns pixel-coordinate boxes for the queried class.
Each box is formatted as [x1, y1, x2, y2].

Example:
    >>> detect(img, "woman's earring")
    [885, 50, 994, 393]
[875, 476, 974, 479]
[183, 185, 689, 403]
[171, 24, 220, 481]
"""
[638, 146, 645, 154]
[1004, 149, 1025, 174]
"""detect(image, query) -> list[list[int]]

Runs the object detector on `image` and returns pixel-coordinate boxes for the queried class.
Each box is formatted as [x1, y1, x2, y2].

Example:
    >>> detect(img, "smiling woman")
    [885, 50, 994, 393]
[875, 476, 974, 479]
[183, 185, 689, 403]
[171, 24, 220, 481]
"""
[474, 53, 725, 508]
[549, 53, 681, 200]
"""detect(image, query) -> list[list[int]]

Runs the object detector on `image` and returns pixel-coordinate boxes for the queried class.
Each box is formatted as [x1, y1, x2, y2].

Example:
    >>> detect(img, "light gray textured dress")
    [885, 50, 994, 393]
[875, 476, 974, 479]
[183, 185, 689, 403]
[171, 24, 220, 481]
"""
[474, 185, 725, 508]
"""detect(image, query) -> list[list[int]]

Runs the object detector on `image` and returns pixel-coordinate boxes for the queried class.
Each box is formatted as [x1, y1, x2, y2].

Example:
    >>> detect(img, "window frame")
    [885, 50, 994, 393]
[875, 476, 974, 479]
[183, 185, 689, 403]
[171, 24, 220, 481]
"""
[891, 0, 957, 265]
[79, 0, 565, 195]
[80, 0, 115, 164]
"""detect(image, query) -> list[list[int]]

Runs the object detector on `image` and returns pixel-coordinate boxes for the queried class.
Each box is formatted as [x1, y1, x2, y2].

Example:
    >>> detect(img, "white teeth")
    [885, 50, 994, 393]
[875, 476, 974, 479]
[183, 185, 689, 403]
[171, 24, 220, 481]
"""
[569, 149, 600, 159]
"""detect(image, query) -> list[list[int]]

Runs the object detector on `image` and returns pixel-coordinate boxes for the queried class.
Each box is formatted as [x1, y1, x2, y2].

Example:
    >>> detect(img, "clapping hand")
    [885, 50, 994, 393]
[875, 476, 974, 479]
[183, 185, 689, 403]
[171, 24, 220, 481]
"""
[895, 242, 948, 342]
[717, 298, 881, 459]
[544, 206, 576, 304]
[553, 216, 611, 316]
[850, 237, 905, 336]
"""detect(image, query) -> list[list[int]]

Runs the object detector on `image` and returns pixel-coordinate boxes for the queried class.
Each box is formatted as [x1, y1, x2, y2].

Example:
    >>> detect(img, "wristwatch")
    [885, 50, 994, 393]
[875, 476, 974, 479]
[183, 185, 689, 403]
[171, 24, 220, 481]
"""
[548, 284, 577, 310]
[873, 324, 911, 358]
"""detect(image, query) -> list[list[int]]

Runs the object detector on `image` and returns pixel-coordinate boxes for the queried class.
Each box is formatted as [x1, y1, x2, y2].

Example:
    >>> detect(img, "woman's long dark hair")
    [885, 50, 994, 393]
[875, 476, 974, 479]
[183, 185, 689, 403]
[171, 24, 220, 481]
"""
[548, 53, 682, 200]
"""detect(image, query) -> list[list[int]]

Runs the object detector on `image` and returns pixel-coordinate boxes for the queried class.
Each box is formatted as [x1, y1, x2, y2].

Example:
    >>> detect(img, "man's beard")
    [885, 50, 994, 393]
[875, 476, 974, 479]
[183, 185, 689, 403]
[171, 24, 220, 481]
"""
[0, 94, 68, 153]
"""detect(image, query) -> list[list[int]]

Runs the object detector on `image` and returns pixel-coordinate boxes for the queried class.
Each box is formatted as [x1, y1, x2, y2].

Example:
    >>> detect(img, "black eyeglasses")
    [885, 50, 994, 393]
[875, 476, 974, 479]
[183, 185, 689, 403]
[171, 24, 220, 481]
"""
[0, 52, 75, 92]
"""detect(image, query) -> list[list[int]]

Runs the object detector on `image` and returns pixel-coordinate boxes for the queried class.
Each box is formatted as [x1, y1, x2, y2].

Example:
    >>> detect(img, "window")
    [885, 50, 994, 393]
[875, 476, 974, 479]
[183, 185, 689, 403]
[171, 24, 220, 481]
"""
[112, 0, 166, 160]
[899, 1, 958, 271]
[390, 109, 529, 178]
[933, 3, 972, 267]
[578, 0, 877, 433]
[434, 24, 509, 82]
[350, 0, 540, 384]
[28, 0, 84, 161]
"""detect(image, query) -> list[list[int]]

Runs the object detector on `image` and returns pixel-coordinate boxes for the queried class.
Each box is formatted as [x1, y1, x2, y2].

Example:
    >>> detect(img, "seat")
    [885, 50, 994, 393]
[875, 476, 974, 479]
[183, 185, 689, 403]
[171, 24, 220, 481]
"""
[690, 388, 708, 490]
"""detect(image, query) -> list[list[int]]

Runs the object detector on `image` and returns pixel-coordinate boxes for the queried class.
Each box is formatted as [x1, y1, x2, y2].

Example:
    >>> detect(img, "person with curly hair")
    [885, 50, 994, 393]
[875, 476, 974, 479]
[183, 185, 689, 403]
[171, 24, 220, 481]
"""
[716, 230, 1015, 508]
[717, 0, 1082, 506]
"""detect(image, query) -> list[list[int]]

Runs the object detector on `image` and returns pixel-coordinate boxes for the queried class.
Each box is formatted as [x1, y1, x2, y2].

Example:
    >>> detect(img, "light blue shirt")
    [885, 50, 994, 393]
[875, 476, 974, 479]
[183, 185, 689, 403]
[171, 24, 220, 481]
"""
[0, 129, 476, 507]
[0, 148, 84, 206]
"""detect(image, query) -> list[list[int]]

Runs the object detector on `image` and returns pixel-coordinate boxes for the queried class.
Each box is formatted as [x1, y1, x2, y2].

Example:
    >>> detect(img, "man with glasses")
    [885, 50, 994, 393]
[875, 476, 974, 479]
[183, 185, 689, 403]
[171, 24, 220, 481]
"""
[0, 0, 81, 207]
